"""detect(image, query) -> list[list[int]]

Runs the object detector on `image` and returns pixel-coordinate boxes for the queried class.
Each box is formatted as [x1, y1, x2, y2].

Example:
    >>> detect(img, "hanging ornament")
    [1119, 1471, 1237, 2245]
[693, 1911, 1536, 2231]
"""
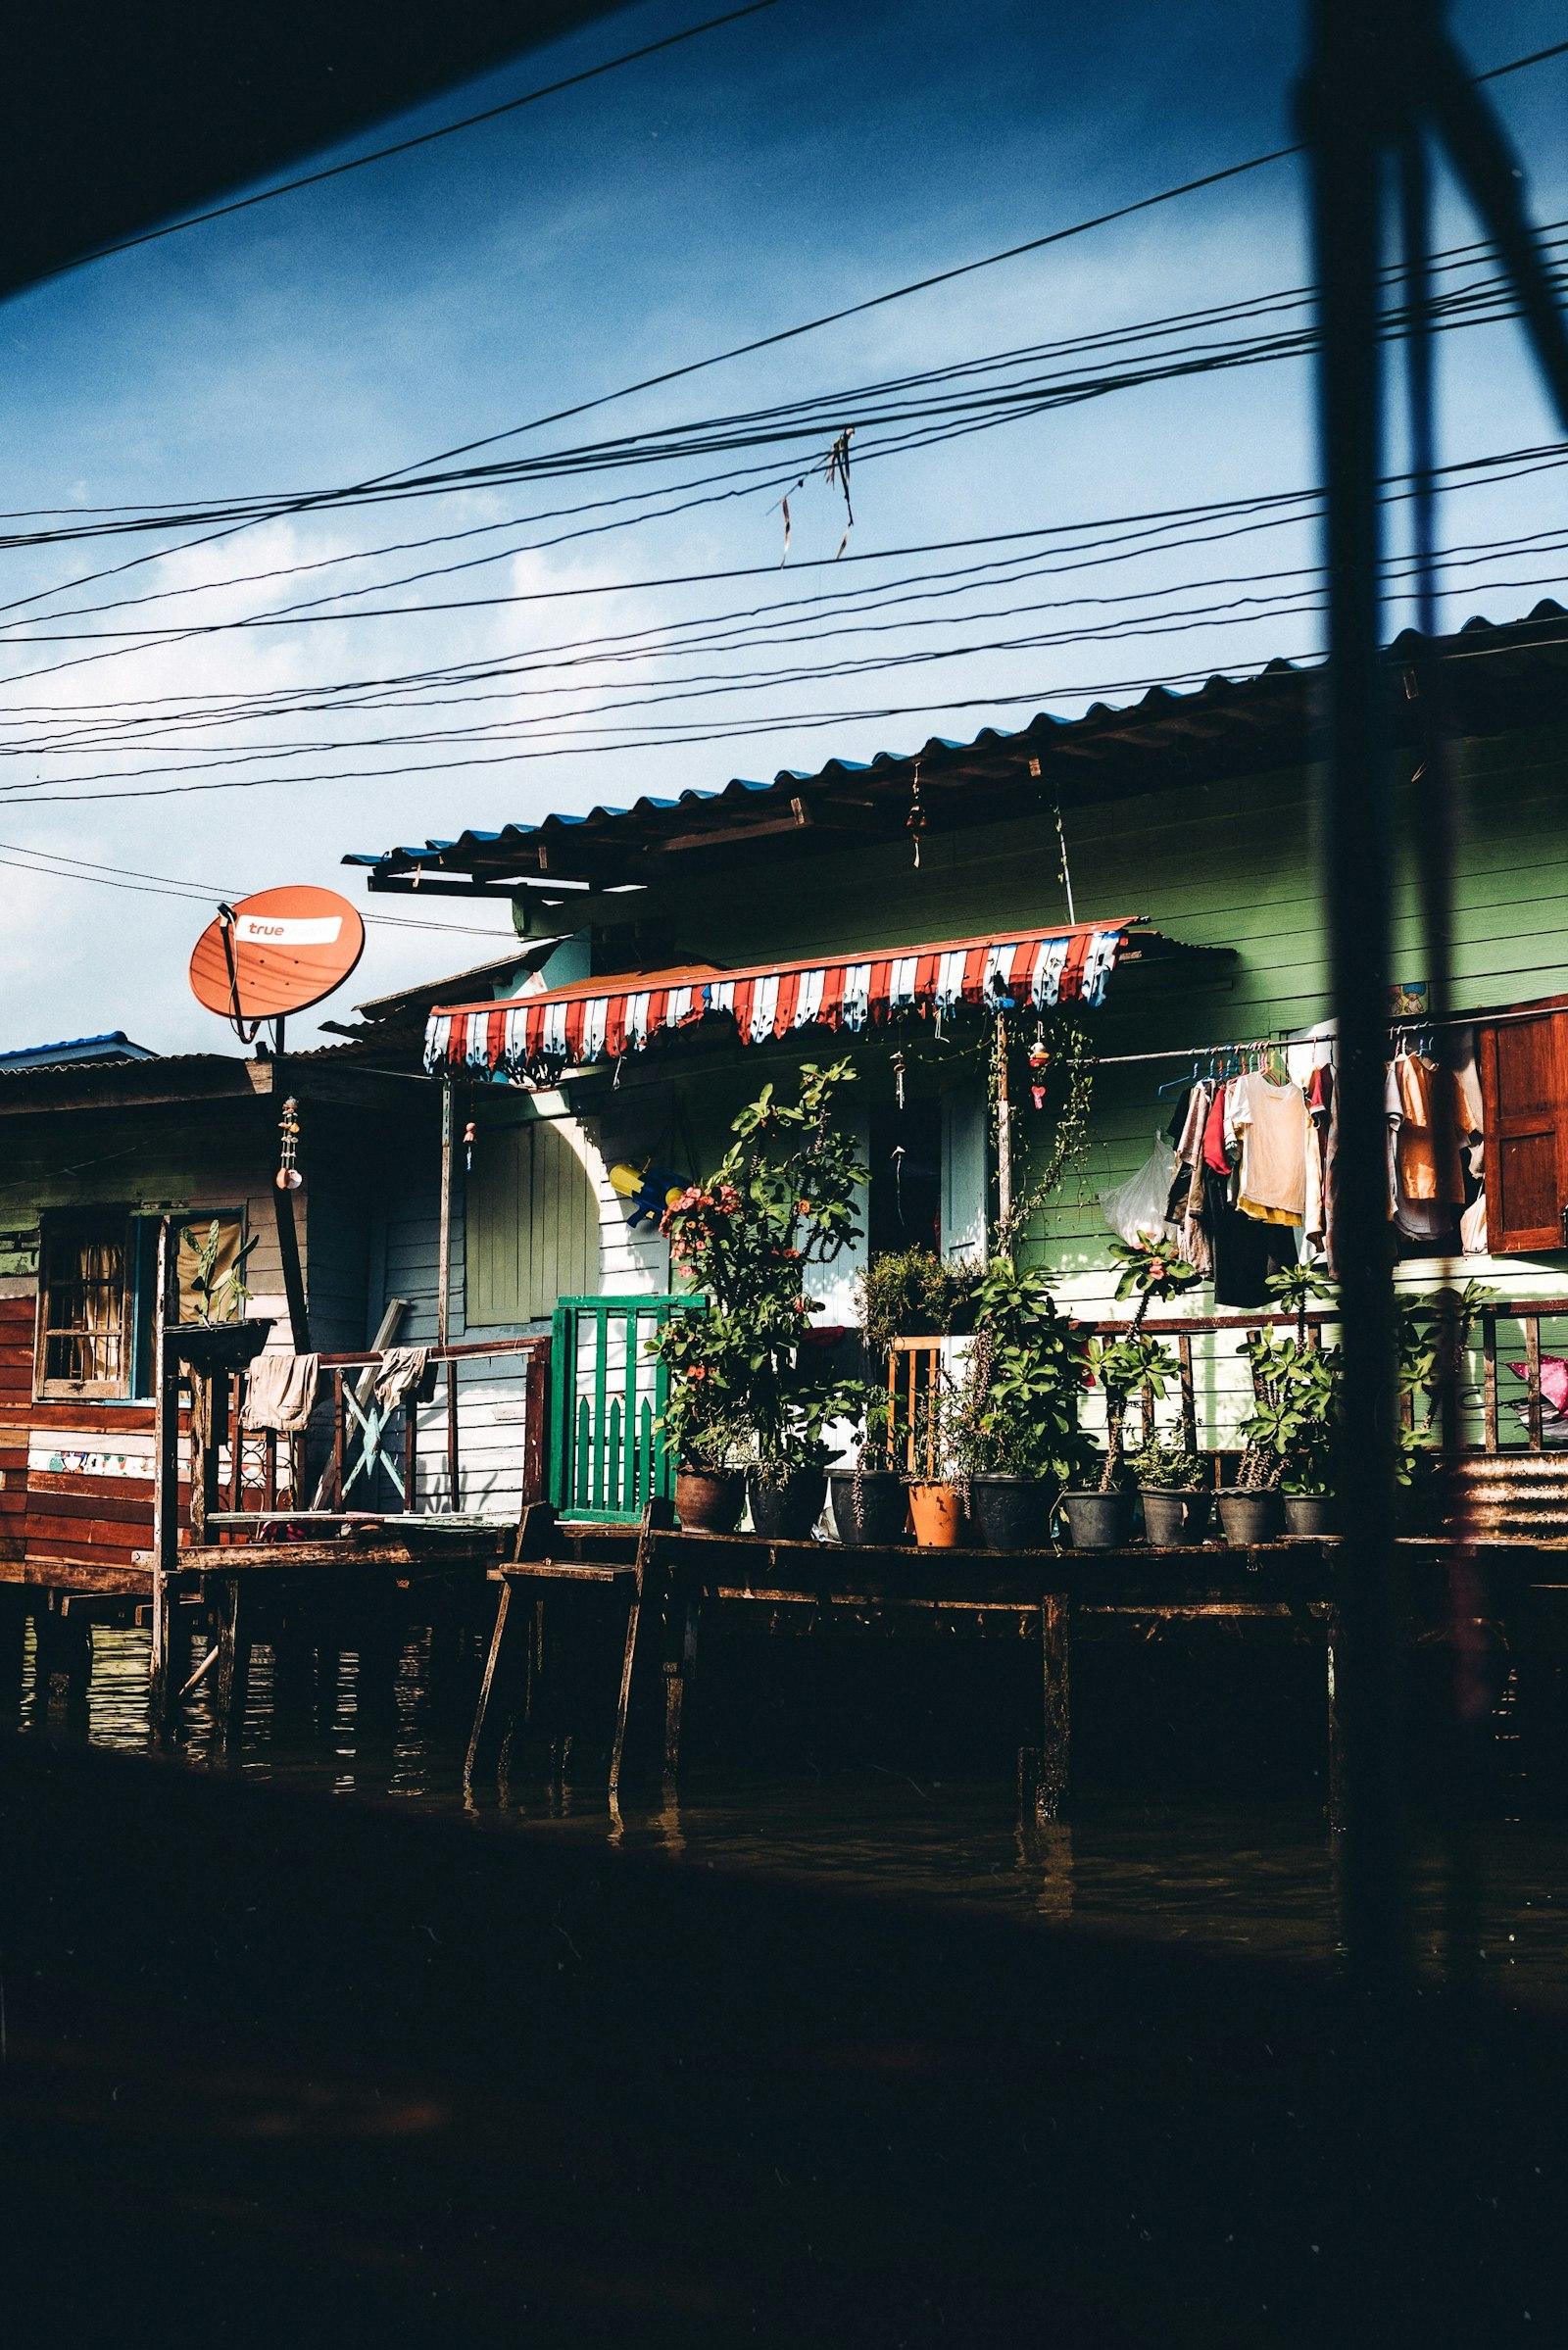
[464, 1119, 476, 1173]
[906, 759, 926, 869]
[892, 1049, 906, 1110]
[1029, 1032, 1052, 1111]
[274, 1096, 302, 1191]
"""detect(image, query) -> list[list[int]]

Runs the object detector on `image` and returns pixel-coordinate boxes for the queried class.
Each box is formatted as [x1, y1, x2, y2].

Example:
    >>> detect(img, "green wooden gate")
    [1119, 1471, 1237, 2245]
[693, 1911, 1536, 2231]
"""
[548, 1295, 702, 1522]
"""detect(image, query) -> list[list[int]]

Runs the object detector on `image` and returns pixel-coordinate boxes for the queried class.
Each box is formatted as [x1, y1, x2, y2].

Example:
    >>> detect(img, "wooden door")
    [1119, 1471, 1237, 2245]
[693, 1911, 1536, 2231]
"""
[1478, 1009, 1568, 1253]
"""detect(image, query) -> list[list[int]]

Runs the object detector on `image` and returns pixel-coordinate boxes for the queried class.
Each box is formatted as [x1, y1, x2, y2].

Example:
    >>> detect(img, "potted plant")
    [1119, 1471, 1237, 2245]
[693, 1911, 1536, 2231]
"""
[1394, 1280, 1497, 1533]
[1217, 1328, 1298, 1543]
[854, 1247, 983, 1353]
[1063, 1239, 1198, 1548]
[903, 1375, 967, 1546]
[1065, 1331, 1177, 1547]
[653, 1060, 869, 1544]
[952, 1257, 1095, 1550]
[828, 1389, 909, 1546]
[657, 1372, 751, 1534]
[173, 1217, 271, 1374]
[1130, 1436, 1212, 1545]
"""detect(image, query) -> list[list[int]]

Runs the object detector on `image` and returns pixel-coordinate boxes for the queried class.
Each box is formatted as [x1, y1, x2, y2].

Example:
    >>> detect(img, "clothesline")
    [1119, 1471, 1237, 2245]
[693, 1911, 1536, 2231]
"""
[1093, 1001, 1536, 1071]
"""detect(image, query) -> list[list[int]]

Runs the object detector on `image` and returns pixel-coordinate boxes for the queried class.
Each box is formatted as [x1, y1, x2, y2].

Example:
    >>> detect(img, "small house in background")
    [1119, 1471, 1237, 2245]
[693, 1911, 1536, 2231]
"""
[342, 606, 1568, 1501]
[0, 1039, 434, 1596]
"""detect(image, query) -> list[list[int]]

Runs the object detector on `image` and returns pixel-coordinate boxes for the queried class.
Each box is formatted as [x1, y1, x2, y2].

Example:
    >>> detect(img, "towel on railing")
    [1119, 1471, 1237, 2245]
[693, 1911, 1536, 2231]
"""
[240, 1350, 320, 1433]
[371, 1345, 432, 1411]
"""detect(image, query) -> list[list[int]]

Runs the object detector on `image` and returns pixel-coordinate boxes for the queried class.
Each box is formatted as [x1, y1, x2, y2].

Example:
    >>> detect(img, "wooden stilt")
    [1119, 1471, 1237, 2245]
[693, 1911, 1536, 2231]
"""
[1020, 1591, 1071, 1825]
[150, 1584, 195, 1738]
[661, 1568, 699, 1793]
[466, 1583, 534, 1785]
[213, 1578, 251, 1746]
[610, 1498, 672, 1794]
[0, 1588, 25, 1728]
[36, 1594, 92, 1730]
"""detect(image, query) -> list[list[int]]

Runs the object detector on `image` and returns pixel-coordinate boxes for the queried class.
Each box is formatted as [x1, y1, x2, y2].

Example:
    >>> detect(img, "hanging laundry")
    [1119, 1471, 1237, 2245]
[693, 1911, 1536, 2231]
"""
[240, 1350, 320, 1434]
[1203, 1168, 1294, 1307]
[371, 1346, 433, 1412]
[1201, 1080, 1232, 1175]
[1225, 1070, 1308, 1225]
[1168, 1081, 1213, 1276]
[1387, 1051, 1466, 1244]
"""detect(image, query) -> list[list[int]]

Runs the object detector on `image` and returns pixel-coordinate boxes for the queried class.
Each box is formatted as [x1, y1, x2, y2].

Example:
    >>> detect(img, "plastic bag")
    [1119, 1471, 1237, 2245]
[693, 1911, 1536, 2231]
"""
[1098, 1135, 1179, 1248]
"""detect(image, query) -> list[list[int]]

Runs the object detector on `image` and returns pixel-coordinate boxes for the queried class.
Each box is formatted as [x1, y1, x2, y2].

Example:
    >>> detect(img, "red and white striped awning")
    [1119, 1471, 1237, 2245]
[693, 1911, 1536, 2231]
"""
[424, 917, 1137, 1082]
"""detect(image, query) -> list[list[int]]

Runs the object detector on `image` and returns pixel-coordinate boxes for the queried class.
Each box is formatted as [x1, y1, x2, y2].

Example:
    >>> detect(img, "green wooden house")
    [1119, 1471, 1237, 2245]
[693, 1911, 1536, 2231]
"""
[345, 604, 1568, 1501]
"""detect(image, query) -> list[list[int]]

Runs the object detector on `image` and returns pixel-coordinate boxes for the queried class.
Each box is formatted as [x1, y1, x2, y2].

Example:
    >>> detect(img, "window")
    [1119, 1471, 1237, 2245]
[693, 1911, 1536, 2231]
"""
[466, 1117, 598, 1326]
[34, 1207, 248, 1399]
[35, 1213, 132, 1397]
[1478, 1004, 1568, 1253]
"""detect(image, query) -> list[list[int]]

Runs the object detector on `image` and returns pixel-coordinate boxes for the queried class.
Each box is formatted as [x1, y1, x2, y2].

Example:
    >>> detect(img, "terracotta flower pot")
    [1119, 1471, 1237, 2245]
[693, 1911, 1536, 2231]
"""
[675, 1467, 745, 1534]
[907, 1482, 965, 1546]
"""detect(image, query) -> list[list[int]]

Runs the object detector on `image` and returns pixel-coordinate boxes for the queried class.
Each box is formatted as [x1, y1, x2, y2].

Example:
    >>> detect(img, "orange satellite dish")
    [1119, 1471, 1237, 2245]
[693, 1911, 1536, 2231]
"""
[189, 886, 366, 1035]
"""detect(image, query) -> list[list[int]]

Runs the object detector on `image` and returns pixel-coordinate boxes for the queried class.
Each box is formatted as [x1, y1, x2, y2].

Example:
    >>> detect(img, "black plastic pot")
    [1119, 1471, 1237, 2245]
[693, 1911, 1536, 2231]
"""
[747, 1468, 826, 1542]
[174, 1317, 274, 1375]
[1061, 1488, 1136, 1550]
[1216, 1488, 1285, 1545]
[675, 1467, 746, 1534]
[1140, 1487, 1213, 1547]
[827, 1469, 908, 1546]
[968, 1474, 1056, 1552]
[1283, 1493, 1336, 1538]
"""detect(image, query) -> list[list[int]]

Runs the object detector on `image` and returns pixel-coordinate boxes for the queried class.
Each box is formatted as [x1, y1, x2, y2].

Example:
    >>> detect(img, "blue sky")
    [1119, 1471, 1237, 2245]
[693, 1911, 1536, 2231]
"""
[0, 0, 1562, 1051]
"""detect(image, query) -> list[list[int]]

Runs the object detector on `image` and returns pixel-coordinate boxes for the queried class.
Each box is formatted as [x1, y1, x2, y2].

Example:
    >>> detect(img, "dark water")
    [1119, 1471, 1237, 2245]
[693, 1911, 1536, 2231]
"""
[19, 1620, 1568, 2001]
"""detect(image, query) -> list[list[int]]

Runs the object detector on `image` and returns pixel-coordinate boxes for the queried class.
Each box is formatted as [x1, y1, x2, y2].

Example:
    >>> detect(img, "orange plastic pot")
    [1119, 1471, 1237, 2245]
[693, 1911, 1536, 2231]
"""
[907, 1482, 965, 1546]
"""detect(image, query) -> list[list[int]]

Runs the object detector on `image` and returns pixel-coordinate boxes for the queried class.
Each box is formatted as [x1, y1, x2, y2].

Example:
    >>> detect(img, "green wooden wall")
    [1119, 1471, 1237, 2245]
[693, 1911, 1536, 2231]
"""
[466, 1113, 598, 1326]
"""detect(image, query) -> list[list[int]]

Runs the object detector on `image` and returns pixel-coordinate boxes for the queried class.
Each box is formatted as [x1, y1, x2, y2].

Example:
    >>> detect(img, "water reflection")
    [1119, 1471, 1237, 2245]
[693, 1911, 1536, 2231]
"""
[12, 1620, 1568, 1998]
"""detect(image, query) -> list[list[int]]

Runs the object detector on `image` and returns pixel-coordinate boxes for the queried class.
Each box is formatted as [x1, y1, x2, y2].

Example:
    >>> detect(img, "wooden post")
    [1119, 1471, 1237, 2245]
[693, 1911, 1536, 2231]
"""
[149, 1218, 181, 1725]
[213, 1576, 250, 1746]
[466, 1582, 533, 1784]
[1019, 1591, 1071, 1825]
[995, 1008, 1012, 1231]
[446, 1358, 461, 1511]
[611, 1497, 673, 1792]
[437, 1079, 456, 1350]
[1178, 1332, 1198, 1455]
[661, 1560, 700, 1792]
[522, 1342, 548, 1505]
[272, 1184, 310, 1354]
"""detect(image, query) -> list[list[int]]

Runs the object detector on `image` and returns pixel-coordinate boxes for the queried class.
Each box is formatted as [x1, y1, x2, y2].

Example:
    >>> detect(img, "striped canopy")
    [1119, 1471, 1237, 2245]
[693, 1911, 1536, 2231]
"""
[424, 917, 1135, 1083]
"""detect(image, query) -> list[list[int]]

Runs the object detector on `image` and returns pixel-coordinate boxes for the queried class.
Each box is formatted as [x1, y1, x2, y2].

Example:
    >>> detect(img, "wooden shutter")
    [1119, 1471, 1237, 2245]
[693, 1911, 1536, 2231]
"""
[1478, 1009, 1568, 1253]
[466, 1118, 598, 1326]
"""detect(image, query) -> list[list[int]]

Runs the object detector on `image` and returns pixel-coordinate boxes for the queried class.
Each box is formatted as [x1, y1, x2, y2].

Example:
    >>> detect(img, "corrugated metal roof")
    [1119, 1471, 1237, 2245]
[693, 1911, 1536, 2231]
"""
[342, 604, 1568, 892]
[0, 1030, 155, 1072]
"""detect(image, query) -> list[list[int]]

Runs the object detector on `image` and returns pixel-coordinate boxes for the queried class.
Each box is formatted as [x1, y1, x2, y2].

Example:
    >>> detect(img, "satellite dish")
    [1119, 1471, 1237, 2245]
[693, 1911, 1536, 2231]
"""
[189, 886, 366, 1041]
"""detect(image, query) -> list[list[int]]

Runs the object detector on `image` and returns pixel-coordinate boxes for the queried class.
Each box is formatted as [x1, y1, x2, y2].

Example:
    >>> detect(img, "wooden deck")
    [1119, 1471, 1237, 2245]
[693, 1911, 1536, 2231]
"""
[465, 1508, 1568, 1816]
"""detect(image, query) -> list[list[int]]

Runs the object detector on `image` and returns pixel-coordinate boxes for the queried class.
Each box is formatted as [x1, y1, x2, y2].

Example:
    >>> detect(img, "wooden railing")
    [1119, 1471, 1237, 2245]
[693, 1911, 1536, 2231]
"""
[201, 1336, 550, 1539]
[886, 1297, 1568, 1464]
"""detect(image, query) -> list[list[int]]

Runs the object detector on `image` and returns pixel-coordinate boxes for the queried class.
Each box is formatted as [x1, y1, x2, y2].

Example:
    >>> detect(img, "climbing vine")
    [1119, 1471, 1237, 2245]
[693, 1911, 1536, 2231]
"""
[989, 1007, 1098, 1254]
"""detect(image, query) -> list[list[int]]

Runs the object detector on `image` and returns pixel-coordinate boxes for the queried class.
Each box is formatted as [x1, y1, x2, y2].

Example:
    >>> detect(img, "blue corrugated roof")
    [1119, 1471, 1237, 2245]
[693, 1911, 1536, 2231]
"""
[0, 1031, 156, 1072]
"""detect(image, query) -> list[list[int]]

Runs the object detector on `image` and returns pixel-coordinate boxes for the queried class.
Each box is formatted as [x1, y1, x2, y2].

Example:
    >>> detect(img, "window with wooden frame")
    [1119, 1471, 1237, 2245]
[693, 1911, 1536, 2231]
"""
[34, 1211, 134, 1398]
[1477, 999, 1568, 1254]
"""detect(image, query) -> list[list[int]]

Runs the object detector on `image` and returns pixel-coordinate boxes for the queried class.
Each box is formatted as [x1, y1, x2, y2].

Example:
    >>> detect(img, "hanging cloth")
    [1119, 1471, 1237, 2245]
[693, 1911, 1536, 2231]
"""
[240, 1350, 320, 1434]
[371, 1346, 433, 1412]
[1226, 1071, 1307, 1225]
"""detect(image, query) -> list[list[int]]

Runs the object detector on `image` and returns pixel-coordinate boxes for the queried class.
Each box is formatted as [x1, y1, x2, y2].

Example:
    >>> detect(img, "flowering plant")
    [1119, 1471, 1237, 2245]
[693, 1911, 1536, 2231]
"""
[948, 1256, 1096, 1492]
[652, 1061, 869, 1475]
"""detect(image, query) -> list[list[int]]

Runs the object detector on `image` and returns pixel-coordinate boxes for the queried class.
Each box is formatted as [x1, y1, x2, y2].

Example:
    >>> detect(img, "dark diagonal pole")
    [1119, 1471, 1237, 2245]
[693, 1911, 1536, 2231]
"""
[1299, 0, 1568, 2007]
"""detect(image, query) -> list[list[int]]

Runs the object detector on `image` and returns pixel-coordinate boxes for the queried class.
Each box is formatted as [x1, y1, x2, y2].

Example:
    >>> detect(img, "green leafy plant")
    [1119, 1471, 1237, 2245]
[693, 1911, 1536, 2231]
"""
[652, 1060, 870, 1477]
[1396, 1279, 1498, 1486]
[992, 1008, 1099, 1252]
[949, 1256, 1097, 1493]
[1129, 1435, 1203, 1492]
[854, 1247, 983, 1356]
[187, 1217, 259, 1326]
[1084, 1331, 1178, 1492]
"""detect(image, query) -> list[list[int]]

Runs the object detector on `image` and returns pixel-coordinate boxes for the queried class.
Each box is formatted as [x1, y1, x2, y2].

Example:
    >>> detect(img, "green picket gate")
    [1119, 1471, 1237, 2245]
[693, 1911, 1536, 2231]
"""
[547, 1295, 703, 1522]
